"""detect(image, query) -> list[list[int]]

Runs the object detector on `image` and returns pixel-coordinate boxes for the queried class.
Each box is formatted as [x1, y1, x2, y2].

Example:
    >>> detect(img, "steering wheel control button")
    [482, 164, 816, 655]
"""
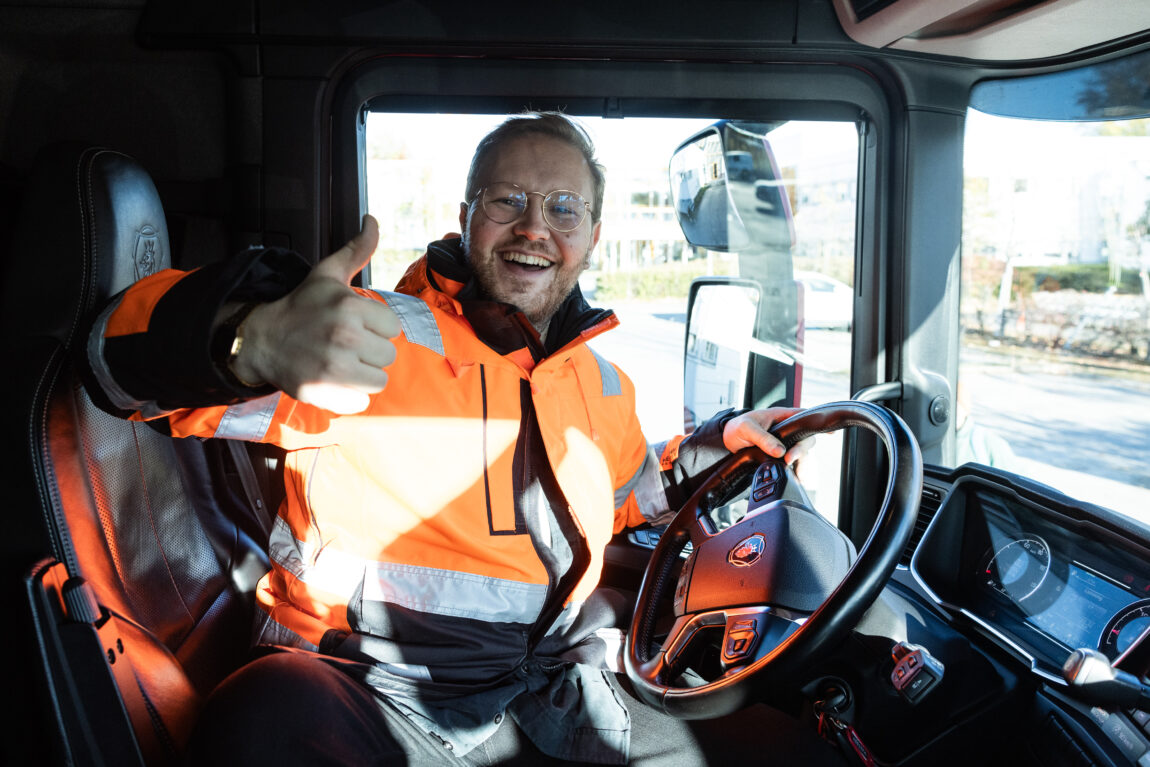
[723, 616, 761, 662]
[728, 534, 766, 567]
[1091, 708, 1150, 763]
[751, 461, 785, 503]
[890, 642, 945, 704]
[674, 554, 696, 613]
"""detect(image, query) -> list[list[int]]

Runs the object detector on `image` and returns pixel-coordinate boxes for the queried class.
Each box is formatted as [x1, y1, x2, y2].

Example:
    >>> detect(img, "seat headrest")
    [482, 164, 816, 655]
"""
[4, 145, 170, 350]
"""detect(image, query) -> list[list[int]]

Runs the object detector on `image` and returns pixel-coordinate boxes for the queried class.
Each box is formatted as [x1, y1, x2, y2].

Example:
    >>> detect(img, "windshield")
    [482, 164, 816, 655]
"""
[958, 108, 1150, 524]
[364, 112, 858, 521]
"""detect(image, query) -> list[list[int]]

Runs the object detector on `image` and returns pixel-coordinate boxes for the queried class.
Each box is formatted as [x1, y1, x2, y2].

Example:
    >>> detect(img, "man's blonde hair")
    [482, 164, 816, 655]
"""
[464, 111, 605, 223]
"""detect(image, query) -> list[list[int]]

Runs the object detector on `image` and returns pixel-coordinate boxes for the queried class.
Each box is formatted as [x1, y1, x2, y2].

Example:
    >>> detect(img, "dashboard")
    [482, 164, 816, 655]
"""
[911, 471, 1150, 679]
[614, 461, 1150, 763]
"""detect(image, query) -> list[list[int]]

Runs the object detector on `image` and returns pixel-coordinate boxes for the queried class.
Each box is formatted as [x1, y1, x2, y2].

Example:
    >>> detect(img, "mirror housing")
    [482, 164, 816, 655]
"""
[669, 121, 795, 254]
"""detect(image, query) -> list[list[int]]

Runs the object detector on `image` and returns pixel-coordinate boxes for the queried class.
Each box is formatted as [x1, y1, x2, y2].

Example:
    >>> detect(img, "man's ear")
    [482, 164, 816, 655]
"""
[582, 220, 602, 270]
[459, 201, 469, 232]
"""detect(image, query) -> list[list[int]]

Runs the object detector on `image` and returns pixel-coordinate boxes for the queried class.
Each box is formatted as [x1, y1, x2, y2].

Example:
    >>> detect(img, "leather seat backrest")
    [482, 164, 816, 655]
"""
[2, 146, 268, 766]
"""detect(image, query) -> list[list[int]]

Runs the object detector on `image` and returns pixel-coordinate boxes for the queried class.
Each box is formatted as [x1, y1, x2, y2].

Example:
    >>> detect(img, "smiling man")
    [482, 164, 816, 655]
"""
[459, 123, 602, 333]
[84, 112, 834, 765]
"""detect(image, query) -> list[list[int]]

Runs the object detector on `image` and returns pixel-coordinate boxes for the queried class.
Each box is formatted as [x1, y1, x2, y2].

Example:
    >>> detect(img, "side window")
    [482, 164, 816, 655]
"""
[364, 113, 858, 520]
[959, 107, 1150, 523]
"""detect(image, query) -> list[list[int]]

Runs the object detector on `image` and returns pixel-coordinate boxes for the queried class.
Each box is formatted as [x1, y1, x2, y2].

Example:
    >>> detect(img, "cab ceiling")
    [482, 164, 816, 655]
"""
[122, 0, 1150, 67]
[831, 0, 1150, 61]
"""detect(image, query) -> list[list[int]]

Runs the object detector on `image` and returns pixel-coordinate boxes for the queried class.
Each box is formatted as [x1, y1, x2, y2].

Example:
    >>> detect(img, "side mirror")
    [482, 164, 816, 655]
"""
[673, 122, 806, 433]
[669, 121, 795, 254]
[683, 278, 802, 432]
[684, 279, 759, 430]
[669, 127, 745, 251]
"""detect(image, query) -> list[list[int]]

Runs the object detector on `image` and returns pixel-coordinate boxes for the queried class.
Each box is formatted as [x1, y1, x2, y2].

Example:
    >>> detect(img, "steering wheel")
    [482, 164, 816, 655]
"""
[624, 400, 922, 719]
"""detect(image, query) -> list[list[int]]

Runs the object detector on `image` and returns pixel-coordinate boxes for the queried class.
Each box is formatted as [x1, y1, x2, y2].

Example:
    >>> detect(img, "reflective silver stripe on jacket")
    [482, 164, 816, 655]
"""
[614, 446, 672, 523]
[213, 393, 282, 441]
[268, 517, 548, 624]
[588, 349, 622, 397]
[86, 293, 174, 418]
[372, 289, 445, 356]
[365, 562, 548, 623]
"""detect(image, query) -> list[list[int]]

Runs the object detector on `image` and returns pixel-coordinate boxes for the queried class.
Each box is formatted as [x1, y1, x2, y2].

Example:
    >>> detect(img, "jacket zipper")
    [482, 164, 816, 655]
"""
[517, 378, 592, 654]
[479, 364, 495, 530]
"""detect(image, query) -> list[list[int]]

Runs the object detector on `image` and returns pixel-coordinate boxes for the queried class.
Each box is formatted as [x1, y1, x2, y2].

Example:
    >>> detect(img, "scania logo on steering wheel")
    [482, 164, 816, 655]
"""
[728, 534, 766, 567]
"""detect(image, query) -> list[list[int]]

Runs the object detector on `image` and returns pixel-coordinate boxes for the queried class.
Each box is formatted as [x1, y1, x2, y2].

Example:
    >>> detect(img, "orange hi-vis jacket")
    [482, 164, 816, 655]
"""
[85, 238, 734, 760]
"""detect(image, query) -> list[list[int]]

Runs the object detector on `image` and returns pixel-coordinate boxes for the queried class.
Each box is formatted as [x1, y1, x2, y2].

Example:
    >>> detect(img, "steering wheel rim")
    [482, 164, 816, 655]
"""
[623, 400, 923, 719]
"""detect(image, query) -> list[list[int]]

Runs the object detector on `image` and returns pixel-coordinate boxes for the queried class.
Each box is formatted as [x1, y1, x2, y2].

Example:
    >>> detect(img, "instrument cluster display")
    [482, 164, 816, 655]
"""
[913, 475, 1150, 669]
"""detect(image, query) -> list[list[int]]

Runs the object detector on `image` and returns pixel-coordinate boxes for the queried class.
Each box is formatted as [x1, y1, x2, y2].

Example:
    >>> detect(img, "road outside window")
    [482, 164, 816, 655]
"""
[959, 109, 1150, 524]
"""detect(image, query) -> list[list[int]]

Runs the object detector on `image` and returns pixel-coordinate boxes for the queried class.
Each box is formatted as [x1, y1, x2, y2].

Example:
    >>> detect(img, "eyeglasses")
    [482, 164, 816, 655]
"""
[475, 182, 592, 233]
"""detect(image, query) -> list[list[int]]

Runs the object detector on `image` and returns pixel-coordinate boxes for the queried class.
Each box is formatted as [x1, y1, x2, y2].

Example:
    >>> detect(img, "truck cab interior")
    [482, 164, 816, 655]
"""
[3, 1, 1150, 765]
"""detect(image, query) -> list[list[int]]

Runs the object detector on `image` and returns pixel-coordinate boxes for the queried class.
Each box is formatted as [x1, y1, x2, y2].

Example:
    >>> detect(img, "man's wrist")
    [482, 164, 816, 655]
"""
[212, 301, 266, 389]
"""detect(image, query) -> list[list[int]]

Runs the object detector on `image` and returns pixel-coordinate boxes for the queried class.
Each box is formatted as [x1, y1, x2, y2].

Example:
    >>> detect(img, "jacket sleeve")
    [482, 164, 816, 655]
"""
[81, 247, 311, 425]
[653, 407, 746, 511]
[610, 363, 745, 532]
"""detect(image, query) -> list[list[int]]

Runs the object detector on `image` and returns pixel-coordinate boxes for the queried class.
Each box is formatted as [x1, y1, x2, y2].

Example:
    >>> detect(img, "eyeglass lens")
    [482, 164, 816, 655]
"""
[481, 183, 588, 231]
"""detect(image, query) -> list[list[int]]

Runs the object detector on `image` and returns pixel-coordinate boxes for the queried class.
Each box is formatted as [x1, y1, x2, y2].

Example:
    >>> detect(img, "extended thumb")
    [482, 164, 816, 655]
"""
[314, 215, 379, 284]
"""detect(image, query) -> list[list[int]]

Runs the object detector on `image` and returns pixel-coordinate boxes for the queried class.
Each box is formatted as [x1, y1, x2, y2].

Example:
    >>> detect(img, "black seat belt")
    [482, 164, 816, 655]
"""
[225, 440, 274, 542]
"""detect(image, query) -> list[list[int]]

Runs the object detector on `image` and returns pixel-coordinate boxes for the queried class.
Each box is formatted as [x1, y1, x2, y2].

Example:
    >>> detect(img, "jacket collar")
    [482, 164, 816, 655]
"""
[397, 237, 616, 361]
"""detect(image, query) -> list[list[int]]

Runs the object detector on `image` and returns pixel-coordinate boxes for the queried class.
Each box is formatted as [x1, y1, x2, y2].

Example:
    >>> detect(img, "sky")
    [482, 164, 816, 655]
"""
[366, 113, 716, 171]
[365, 109, 1146, 190]
[364, 112, 858, 231]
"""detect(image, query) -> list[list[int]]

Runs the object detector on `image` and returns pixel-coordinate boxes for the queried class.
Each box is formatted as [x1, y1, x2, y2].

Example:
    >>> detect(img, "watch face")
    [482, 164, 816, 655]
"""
[212, 302, 261, 387]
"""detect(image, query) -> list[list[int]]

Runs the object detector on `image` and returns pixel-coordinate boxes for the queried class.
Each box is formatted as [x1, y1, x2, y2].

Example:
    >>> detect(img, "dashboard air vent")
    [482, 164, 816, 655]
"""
[899, 484, 944, 566]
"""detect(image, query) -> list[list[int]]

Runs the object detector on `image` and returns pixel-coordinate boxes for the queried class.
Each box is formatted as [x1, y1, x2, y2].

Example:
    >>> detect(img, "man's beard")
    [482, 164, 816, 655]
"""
[462, 224, 590, 332]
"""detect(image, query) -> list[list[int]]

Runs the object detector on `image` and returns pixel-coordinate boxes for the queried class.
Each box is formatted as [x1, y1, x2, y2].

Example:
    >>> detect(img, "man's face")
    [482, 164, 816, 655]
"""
[460, 134, 601, 331]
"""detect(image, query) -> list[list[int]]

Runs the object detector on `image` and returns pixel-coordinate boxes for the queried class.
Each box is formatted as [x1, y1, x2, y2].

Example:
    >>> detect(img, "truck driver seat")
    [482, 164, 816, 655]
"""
[2, 145, 271, 766]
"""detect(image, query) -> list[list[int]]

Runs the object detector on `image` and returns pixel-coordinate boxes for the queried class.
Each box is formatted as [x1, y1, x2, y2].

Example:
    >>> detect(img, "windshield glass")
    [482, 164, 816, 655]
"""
[364, 112, 858, 521]
[958, 108, 1150, 524]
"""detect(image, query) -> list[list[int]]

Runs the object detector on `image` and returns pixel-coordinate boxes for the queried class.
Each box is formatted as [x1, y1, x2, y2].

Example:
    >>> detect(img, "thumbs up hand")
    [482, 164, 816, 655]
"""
[228, 215, 401, 414]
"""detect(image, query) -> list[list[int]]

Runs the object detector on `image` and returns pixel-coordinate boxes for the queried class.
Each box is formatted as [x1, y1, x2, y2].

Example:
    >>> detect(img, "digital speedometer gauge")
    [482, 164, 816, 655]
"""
[981, 536, 1052, 603]
[1099, 598, 1150, 661]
